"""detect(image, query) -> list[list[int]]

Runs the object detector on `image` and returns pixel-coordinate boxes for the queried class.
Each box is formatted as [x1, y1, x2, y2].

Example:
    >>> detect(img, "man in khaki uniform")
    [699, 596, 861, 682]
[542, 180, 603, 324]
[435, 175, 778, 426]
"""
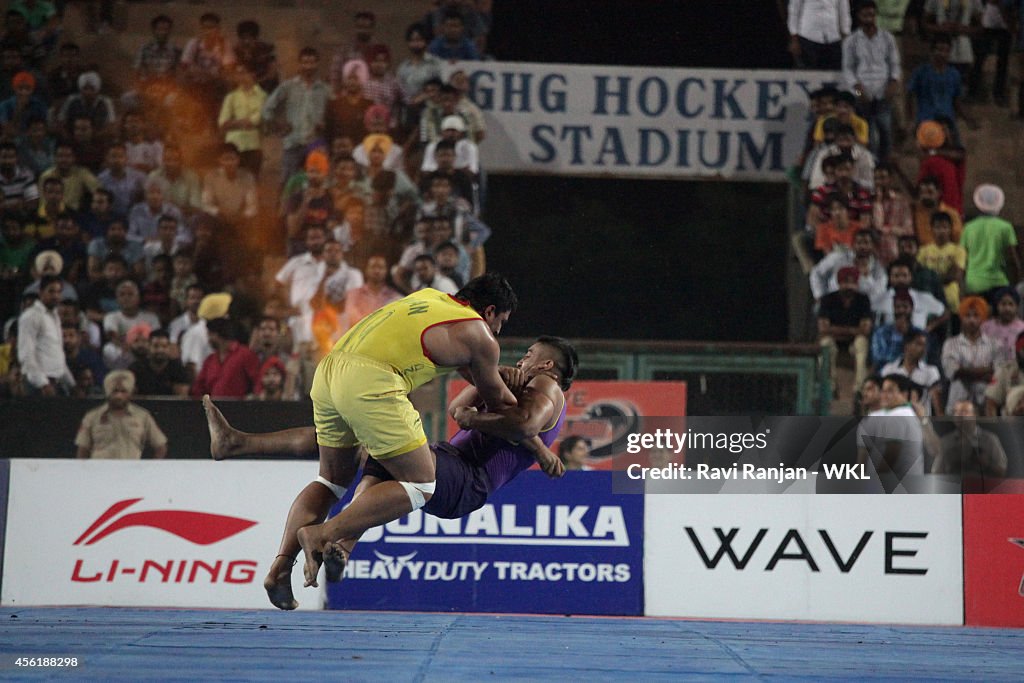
[75, 369, 168, 459]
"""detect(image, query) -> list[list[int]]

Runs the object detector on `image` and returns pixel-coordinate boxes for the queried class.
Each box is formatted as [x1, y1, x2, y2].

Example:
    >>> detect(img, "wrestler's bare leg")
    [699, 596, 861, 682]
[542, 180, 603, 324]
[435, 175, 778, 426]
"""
[321, 474, 381, 582]
[203, 395, 317, 460]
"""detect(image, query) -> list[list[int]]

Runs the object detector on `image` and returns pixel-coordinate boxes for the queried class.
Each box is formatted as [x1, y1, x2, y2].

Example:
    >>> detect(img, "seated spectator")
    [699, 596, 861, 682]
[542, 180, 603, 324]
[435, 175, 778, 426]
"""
[201, 143, 258, 233]
[812, 91, 870, 147]
[0, 214, 35, 284]
[328, 10, 377, 85]
[58, 71, 116, 137]
[0, 139, 37, 214]
[133, 14, 180, 92]
[961, 184, 1019, 302]
[855, 374, 884, 416]
[980, 287, 1024, 363]
[411, 253, 457, 294]
[420, 82, 464, 145]
[818, 266, 873, 396]
[48, 41, 84, 105]
[396, 23, 442, 134]
[284, 150, 335, 246]
[122, 110, 163, 175]
[142, 214, 186, 271]
[168, 281, 202, 347]
[419, 139, 475, 210]
[421, 115, 480, 176]
[179, 290, 231, 383]
[807, 154, 874, 237]
[179, 12, 234, 116]
[141, 253, 173, 326]
[232, 19, 278, 93]
[874, 256, 950, 332]
[250, 315, 289, 367]
[880, 329, 943, 415]
[811, 229, 888, 303]
[896, 235, 946, 305]
[62, 321, 104, 386]
[129, 327, 188, 397]
[81, 253, 127, 320]
[807, 124, 875, 192]
[353, 105, 404, 170]
[102, 281, 160, 369]
[912, 176, 962, 244]
[253, 356, 287, 400]
[69, 115, 107, 173]
[428, 8, 481, 61]
[16, 117, 54, 177]
[0, 71, 46, 138]
[149, 143, 203, 219]
[30, 212, 86, 283]
[930, 400, 1008, 478]
[917, 212, 966, 313]
[38, 141, 99, 212]
[814, 193, 862, 255]
[871, 289, 925, 371]
[338, 253, 400, 333]
[87, 217, 144, 282]
[984, 330, 1024, 415]
[23, 248, 78, 303]
[26, 175, 65, 240]
[128, 177, 184, 244]
[191, 316, 259, 399]
[218, 62, 267, 177]
[74, 369, 168, 460]
[169, 252, 199, 319]
[321, 237, 363, 308]
[58, 296, 100, 350]
[871, 163, 914, 265]
[435, 239, 470, 287]
[77, 187, 120, 241]
[915, 121, 962, 215]
[448, 69, 486, 144]
[942, 296, 999, 414]
[98, 143, 147, 217]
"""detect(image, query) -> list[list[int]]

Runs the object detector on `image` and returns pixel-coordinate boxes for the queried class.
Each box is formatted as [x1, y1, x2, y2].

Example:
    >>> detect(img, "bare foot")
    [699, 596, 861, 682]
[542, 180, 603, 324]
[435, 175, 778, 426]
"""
[203, 395, 244, 460]
[296, 526, 323, 588]
[323, 540, 353, 583]
[263, 557, 298, 610]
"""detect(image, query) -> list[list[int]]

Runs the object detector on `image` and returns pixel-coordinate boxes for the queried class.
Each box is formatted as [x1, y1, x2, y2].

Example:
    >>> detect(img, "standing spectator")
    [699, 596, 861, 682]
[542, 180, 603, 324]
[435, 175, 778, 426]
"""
[923, 0, 981, 86]
[191, 316, 259, 399]
[58, 72, 116, 137]
[428, 8, 481, 61]
[962, 184, 1018, 301]
[38, 142, 98, 212]
[0, 139, 37, 214]
[133, 14, 180, 88]
[397, 23, 442, 134]
[980, 287, 1024, 362]
[86, 217, 143, 282]
[219, 63, 266, 177]
[943, 296, 999, 413]
[31, 212, 86, 283]
[970, 0, 1011, 105]
[321, 237, 364, 308]
[262, 47, 329, 186]
[232, 20, 278, 94]
[274, 224, 327, 347]
[362, 44, 401, 119]
[168, 282, 202, 346]
[907, 35, 978, 131]
[787, 0, 851, 69]
[17, 273, 72, 395]
[328, 10, 377, 86]
[97, 143, 146, 217]
[325, 60, 373, 144]
[129, 328, 188, 397]
[179, 12, 234, 117]
[16, 117, 54, 177]
[880, 329, 944, 415]
[917, 212, 966, 312]
[47, 41, 84, 105]
[253, 356, 287, 401]
[339, 253, 400, 333]
[842, 0, 902, 161]
[75, 369, 168, 459]
[122, 111, 163, 175]
[818, 265, 873, 395]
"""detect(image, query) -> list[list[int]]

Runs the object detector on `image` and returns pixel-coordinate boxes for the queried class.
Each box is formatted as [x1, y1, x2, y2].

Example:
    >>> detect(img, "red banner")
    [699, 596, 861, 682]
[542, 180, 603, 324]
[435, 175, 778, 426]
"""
[964, 494, 1024, 627]
[447, 380, 687, 469]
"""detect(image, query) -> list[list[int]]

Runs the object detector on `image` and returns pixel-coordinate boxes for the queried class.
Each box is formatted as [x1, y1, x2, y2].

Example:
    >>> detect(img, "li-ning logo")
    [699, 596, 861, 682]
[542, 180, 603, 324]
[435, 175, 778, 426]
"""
[74, 498, 257, 546]
[1010, 538, 1024, 597]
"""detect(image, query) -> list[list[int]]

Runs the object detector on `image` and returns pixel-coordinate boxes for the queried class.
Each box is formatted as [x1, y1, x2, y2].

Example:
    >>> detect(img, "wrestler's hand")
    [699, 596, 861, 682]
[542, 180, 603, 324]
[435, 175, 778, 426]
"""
[533, 444, 565, 479]
[498, 366, 527, 393]
[452, 406, 478, 430]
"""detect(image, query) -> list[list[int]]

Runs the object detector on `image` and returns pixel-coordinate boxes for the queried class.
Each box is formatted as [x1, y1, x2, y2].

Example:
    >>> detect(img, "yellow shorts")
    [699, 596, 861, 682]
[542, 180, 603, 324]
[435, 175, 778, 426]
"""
[310, 352, 427, 459]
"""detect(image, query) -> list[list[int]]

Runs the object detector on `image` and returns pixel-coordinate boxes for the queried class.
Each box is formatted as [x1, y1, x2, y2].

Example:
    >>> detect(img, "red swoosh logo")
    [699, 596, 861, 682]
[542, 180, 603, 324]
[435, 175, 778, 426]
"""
[76, 499, 257, 546]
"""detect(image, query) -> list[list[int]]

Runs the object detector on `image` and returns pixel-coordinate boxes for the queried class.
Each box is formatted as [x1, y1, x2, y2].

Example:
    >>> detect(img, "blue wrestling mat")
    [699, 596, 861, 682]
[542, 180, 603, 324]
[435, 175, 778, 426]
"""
[1, 608, 1022, 681]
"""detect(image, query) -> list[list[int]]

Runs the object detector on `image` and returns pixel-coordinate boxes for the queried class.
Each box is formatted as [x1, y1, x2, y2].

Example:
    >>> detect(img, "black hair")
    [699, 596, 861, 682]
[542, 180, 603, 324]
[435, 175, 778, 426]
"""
[931, 34, 953, 49]
[535, 335, 579, 390]
[39, 273, 62, 291]
[558, 435, 589, 458]
[236, 20, 259, 38]
[299, 46, 319, 60]
[455, 273, 518, 316]
[199, 13, 221, 25]
[435, 139, 457, 152]
[887, 255, 916, 276]
[413, 253, 436, 265]
[881, 373, 912, 397]
[902, 329, 927, 345]
[151, 15, 172, 29]
[930, 211, 953, 226]
[206, 316, 239, 341]
[405, 22, 428, 41]
[150, 328, 171, 341]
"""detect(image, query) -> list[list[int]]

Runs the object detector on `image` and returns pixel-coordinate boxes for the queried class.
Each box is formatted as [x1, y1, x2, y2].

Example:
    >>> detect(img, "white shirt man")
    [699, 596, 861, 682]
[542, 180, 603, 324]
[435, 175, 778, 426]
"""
[18, 277, 74, 392]
[275, 226, 328, 345]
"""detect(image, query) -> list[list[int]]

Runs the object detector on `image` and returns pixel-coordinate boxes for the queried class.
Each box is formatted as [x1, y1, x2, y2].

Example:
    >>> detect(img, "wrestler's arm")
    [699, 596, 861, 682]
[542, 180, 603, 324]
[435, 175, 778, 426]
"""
[520, 435, 564, 478]
[453, 375, 560, 443]
[462, 325, 517, 410]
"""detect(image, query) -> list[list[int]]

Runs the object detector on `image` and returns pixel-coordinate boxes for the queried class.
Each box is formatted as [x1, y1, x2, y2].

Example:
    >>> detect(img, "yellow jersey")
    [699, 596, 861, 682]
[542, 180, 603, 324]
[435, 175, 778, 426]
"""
[331, 288, 482, 391]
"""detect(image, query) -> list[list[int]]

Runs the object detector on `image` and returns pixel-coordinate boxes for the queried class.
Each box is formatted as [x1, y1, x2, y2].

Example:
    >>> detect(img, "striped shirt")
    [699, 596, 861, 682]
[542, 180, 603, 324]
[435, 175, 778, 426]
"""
[942, 332, 999, 411]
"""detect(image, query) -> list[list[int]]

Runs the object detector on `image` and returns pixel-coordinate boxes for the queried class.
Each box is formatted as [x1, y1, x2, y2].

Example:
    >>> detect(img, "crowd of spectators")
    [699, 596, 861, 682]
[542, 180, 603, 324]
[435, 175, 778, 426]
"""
[0, 1, 498, 440]
[793, 0, 1024, 428]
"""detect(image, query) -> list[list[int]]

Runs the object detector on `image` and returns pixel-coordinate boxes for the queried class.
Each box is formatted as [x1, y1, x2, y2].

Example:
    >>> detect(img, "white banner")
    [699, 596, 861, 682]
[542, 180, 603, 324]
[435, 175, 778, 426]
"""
[457, 61, 836, 180]
[2, 460, 322, 610]
[644, 495, 963, 624]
